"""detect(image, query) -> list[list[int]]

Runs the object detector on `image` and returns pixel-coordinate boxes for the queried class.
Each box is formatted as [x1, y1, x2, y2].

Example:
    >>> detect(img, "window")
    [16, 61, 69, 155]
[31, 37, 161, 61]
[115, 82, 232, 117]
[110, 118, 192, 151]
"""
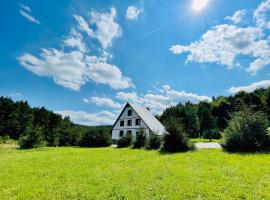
[135, 119, 141, 126]
[126, 130, 132, 135]
[127, 119, 132, 126]
[128, 110, 132, 116]
[119, 131, 124, 137]
[120, 120, 124, 126]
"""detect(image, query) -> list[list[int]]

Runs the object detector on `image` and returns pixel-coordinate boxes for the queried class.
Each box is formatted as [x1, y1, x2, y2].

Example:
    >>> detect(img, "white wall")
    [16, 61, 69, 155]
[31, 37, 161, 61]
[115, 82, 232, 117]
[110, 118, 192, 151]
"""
[112, 105, 149, 141]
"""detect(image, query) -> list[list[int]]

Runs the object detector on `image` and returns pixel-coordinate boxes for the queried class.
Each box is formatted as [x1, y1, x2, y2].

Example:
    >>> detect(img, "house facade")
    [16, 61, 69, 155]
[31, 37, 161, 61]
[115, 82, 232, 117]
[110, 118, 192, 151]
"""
[111, 102, 166, 144]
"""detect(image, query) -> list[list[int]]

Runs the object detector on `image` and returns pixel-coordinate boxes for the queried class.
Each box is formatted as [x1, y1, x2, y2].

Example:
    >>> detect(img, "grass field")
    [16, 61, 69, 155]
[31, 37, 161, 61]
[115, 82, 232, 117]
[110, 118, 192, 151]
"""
[0, 147, 269, 200]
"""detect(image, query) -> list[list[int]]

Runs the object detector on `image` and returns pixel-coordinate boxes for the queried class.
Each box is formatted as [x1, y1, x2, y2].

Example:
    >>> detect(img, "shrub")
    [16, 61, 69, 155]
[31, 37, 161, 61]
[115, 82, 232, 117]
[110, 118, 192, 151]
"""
[133, 129, 147, 149]
[79, 128, 112, 147]
[163, 118, 194, 152]
[19, 126, 45, 149]
[146, 133, 162, 149]
[117, 133, 132, 148]
[222, 108, 270, 152]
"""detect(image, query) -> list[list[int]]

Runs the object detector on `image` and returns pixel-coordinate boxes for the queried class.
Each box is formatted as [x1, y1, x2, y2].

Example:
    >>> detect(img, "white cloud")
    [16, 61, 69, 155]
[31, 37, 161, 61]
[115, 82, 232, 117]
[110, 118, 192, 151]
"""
[18, 10, 132, 91]
[170, 24, 270, 74]
[18, 3, 40, 24]
[254, 0, 270, 28]
[126, 6, 143, 20]
[90, 97, 122, 109]
[83, 98, 90, 103]
[74, 8, 121, 49]
[225, 10, 246, 24]
[228, 80, 270, 94]
[64, 31, 87, 52]
[19, 4, 31, 12]
[18, 49, 133, 91]
[56, 110, 117, 126]
[19, 9, 40, 24]
[74, 15, 94, 38]
[116, 85, 211, 114]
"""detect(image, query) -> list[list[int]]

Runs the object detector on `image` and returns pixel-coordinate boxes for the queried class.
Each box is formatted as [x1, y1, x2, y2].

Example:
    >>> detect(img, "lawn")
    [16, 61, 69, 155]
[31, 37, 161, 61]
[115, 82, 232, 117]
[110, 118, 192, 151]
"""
[0, 147, 269, 200]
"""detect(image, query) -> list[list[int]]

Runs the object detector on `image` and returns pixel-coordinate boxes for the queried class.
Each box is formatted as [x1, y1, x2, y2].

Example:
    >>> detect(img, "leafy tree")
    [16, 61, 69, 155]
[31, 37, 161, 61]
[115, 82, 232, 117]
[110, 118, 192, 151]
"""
[222, 108, 270, 152]
[198, 101, 216, 140]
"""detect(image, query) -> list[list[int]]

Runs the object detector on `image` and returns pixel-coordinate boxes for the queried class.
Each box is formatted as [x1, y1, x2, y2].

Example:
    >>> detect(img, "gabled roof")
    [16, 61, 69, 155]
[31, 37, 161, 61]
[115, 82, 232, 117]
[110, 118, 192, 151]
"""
[112, 102, 166, 135]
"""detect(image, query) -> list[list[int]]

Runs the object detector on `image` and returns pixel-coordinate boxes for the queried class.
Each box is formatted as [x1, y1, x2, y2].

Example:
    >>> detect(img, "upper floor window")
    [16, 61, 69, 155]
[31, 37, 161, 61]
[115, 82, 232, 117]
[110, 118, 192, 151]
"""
[127, 110, 132, 116]
[127, 119, 132, 126]
[135, 119, 141, 126]
[120, 120, 124, 127]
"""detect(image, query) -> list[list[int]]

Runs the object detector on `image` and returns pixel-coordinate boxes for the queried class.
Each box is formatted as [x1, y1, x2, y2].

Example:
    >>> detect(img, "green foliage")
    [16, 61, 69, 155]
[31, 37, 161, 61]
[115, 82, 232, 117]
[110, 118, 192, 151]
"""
[133, 129, 147, 149]
[222, 108, 270, 152]
[79, 127, 112, 147]
[0, 135, 10, 144]
[146, 133, 162, 149]
[163, 118, 194, 152]
[117, 132, 132, 148]
[202, 129, 221, 140]
[19, 126, 45, 149]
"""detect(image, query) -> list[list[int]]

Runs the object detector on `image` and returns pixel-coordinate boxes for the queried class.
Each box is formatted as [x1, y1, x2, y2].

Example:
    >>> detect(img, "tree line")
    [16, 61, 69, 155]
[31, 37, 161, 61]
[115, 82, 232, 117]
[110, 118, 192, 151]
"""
[157, 88, 270, 140]
[0, 97, 111, 148]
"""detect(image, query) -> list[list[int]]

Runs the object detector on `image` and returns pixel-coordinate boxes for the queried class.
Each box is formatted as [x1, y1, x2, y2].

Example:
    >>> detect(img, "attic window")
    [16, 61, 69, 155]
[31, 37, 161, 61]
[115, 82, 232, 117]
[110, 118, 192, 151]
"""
[135, 119, 141, 126]
[128, 110, 132, 116]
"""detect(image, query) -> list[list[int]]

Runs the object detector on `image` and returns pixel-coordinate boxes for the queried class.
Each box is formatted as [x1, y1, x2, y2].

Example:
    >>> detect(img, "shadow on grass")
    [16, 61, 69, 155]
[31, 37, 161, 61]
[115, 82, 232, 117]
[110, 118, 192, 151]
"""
[221, 148, 270, 155]
[158, 147, 196, 155]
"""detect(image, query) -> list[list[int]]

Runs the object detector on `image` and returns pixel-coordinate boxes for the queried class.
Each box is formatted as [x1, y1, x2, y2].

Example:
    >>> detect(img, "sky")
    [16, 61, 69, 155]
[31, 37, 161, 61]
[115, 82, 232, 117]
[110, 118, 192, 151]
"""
[1, 0, 270, 126]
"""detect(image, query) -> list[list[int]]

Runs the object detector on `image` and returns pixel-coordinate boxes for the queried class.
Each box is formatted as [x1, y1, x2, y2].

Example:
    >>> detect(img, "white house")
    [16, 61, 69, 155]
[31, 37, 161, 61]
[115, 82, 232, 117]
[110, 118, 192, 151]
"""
[111, 102, 166, 144]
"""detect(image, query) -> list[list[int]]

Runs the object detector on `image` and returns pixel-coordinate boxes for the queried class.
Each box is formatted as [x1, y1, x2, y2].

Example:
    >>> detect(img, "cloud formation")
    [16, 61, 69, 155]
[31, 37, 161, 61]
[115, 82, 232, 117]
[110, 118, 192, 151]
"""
[90, 97, 122, 109]
[225, 10, 246, 24]
[170, 0, 270, 74]
[18, 8, 132, 91]
[19, 3, 40, 24]
[170, 24, 270, 74]
[56, 110, 117, 126]
[126, 6, 143, 21]
[74, 8, 121, 49]
[228, 80, 270, 94]
[116, 85, 211, 114]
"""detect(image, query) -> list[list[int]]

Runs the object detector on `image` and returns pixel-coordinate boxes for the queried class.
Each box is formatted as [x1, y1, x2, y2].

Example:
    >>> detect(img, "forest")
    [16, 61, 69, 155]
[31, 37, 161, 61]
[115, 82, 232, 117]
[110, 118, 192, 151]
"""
[0, 87, 270, 149]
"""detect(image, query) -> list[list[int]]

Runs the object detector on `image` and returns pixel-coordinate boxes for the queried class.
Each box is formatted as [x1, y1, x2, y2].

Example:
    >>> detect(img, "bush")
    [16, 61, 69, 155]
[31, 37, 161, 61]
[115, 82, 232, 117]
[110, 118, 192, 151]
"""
[146, 133, 162, 149]
[163, 118, 194, 152]
[133, 129, 146, 149]
[0, 135, 9, 144]
[117, 133, 132, 148]
[222, 108, 270, 152]
[79, 128, 111, 147]
[19, 126, 45, 149]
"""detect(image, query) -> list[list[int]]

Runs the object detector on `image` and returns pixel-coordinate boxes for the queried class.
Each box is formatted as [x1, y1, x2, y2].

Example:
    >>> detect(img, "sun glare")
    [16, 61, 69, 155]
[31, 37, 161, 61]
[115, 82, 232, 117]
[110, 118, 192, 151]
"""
[192, 0, 209, 11]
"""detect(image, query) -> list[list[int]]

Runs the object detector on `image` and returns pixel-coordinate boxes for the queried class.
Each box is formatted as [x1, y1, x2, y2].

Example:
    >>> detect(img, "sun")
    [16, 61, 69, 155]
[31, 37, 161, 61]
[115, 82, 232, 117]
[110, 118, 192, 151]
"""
[192, 0, 209, 11]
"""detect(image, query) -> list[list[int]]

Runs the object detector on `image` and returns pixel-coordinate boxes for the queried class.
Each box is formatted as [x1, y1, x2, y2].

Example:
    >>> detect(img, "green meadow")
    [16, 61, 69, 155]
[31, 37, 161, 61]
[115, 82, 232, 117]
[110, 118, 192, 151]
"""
[0, 147, 269, 200]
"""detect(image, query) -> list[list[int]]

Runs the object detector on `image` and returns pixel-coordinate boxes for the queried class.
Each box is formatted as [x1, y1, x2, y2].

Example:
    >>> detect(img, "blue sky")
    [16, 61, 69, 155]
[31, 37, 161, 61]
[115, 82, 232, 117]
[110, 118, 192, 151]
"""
[1, 0, 270, 125]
